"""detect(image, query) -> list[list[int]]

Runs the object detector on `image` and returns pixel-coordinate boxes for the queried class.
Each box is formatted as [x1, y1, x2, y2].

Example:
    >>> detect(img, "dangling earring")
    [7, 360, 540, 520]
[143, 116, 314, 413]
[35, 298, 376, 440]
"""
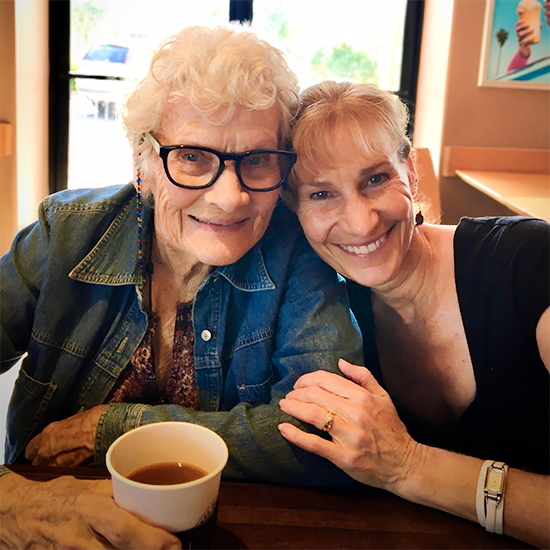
[136, 155, 147, 284]
[415, 209, 424, 226]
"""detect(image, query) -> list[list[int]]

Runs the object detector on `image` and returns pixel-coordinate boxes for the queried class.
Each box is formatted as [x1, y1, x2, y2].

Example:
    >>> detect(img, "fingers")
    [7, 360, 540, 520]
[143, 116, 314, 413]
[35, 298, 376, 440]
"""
[77, 490, 181, 549]
[338, 359, 386, 396]
[293, 360, 385, 399]
[25, 435, 39, 462]
[293, 364, 367, 399]
[282, 361, 385, 435]
[25, 409, 102, 466]
[29, 440, 91, 467]
[94, 510, 181, 550]
[280, 391, 341, 434]
[278, 422, 335, 462]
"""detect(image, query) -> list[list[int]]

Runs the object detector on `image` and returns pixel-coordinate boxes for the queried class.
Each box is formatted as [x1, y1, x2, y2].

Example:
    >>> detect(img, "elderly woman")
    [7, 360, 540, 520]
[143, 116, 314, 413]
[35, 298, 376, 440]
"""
[0, 31, 362, 548]
[278, 81, 549, 548]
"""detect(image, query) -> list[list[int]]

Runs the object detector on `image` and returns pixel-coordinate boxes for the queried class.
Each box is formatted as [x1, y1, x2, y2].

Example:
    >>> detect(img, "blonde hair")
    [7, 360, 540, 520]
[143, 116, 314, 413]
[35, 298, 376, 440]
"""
[123, 26, 300, 175]
[290, 81, 411, 185]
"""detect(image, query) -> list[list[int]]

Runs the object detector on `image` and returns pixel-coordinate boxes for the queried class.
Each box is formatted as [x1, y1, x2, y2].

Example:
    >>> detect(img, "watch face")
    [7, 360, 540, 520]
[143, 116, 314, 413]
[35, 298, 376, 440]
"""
[486, 468, 505, 492]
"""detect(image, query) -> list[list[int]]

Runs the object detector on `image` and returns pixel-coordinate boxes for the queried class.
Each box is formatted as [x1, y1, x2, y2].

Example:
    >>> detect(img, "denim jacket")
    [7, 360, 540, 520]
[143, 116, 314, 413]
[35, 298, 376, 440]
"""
[0, 184, 362, 486]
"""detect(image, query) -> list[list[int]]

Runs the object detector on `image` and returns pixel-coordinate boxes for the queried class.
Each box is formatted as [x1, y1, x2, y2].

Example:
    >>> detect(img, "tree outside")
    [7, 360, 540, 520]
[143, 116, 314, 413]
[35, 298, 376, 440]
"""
[311, 44, 379, 84]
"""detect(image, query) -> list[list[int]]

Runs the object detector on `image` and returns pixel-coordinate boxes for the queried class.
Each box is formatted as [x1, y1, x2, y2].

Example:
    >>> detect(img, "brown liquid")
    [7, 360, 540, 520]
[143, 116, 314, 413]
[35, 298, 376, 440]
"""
[127, 462, 208, 485]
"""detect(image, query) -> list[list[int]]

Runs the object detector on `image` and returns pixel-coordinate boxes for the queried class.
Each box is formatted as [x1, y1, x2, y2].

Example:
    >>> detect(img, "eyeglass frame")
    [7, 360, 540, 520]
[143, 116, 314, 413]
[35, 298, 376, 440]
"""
[145, 133, 297, 192]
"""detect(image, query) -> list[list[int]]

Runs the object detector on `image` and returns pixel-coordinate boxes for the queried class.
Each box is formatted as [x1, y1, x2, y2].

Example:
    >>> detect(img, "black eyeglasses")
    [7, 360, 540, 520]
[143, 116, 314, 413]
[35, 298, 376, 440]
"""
[146, 133, 296, 192]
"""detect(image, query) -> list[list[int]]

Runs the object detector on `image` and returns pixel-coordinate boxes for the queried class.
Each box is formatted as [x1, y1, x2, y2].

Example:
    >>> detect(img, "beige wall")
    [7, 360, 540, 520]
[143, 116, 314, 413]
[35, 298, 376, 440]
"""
[0, 0, 17, 256]
[413, 0, 455, 174]
[414, 0, 550, 224]
[0, 0, 49, 257]
[16, 0, 49, 231]
[442, 0, 549, 151]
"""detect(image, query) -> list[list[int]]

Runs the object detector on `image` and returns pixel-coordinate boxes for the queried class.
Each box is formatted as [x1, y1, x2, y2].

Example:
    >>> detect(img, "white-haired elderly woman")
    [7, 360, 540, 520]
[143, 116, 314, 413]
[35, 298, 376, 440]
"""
[278, 81, 549, 548]
[0, 29, 362, 548]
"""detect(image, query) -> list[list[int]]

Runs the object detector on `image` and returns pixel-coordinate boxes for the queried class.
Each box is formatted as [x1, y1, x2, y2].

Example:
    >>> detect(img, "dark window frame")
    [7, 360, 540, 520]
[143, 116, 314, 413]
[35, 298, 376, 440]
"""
[48, 0, 424, 193]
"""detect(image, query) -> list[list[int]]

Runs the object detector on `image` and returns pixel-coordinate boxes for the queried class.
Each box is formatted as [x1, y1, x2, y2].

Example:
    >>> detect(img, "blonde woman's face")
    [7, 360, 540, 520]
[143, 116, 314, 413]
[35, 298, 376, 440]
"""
[145, 99, 281, 267]
[295, 125, 416, 288]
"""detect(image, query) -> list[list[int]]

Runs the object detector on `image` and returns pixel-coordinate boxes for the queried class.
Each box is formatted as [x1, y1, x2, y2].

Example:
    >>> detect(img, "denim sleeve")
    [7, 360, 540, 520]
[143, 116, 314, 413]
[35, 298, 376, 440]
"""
[96, 238, 364, 487]
[0, 208, 49, 373]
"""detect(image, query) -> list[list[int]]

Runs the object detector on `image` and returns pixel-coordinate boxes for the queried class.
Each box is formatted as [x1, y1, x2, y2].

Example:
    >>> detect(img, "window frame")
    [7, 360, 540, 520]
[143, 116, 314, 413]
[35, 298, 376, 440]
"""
[48, 0, 424, 193]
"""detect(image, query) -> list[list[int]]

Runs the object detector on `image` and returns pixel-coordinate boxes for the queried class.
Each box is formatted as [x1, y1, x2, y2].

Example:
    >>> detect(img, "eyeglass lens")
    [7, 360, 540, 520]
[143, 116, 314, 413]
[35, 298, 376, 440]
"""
[166, 148, 292, 190]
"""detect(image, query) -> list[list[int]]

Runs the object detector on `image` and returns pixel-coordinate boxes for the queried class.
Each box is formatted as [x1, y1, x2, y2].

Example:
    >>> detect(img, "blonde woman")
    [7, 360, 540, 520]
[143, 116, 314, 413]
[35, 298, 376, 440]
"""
[279, 81, 549, 548]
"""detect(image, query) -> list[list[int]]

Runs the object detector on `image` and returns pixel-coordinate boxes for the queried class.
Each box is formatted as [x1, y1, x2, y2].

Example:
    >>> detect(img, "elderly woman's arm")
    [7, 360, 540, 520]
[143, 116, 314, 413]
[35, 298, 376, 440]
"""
[278, 350, 550, 549]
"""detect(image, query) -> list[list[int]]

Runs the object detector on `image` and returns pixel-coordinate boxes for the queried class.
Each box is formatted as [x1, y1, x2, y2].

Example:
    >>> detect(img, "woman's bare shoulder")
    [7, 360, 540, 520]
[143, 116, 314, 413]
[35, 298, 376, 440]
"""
[420, 223, 457, 251]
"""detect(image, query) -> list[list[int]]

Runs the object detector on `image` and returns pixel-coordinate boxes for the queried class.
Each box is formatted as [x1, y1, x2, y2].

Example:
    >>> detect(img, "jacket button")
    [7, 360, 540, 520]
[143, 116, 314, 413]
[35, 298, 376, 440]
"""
[201, 330, 212, 342]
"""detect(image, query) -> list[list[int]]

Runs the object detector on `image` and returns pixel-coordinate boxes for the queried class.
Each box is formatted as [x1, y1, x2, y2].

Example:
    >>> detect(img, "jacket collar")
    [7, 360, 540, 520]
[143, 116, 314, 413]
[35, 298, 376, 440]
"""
[215, 245, 275, 291]
[69, 191, 275, 291]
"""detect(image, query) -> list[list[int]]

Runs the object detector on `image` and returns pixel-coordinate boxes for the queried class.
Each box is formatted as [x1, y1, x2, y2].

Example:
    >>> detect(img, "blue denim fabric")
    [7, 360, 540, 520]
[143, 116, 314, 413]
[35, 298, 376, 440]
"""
[0, 184, 363, 486]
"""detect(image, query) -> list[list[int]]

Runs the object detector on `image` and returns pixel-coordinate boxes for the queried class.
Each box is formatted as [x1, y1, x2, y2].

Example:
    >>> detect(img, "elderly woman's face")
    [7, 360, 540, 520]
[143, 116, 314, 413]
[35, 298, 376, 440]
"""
[146, 99, 281, 267]
[295, 125, 416, 288]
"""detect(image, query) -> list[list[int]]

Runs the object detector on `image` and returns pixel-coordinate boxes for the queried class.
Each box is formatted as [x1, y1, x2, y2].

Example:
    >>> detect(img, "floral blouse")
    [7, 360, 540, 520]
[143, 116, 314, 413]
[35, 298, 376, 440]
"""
[106, 302, 199, 409]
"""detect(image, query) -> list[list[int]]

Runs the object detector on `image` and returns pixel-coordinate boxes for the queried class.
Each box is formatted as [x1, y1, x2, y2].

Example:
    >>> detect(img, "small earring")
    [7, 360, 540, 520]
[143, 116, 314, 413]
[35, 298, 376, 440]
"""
[415, 210, 424, 226]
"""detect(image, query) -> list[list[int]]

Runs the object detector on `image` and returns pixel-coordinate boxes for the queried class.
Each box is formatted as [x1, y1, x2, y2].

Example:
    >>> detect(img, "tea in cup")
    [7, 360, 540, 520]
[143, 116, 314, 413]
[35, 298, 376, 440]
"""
[106, 422, 229, 548]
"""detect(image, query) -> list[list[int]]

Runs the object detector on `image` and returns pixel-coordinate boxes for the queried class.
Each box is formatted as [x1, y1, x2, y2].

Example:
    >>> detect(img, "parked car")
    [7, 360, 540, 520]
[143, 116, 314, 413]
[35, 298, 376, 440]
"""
[74, 44, 132, 118]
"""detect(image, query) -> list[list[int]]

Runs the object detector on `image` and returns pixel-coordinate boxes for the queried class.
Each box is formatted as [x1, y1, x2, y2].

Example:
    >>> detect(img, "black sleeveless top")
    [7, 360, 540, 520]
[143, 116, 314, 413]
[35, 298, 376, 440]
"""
[347, 217, 550, 475]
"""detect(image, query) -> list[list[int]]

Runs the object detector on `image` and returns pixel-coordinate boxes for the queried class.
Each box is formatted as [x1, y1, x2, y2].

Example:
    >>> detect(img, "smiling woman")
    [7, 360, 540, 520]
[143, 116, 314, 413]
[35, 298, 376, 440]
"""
[0, 28, 363, 549]
[287, 81, 417, 288]
[139, 99, 284, 272]
[279, 80, 550, 549]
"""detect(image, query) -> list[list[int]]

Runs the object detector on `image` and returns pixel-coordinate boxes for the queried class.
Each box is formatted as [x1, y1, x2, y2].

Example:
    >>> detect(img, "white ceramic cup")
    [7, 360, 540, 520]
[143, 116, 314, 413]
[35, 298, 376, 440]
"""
[106, 422, 229, 533]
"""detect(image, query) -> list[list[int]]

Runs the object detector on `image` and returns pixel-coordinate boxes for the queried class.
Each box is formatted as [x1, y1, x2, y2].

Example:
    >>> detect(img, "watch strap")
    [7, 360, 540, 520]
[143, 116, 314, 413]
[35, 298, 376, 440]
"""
[476, 460, 493, 527]
[484, 461, 508, 534]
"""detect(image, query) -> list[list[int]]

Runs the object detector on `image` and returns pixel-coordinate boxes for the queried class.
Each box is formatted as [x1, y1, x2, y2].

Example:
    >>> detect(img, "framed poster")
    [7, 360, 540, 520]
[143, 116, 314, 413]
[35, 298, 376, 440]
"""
[478, 0, 550, 89]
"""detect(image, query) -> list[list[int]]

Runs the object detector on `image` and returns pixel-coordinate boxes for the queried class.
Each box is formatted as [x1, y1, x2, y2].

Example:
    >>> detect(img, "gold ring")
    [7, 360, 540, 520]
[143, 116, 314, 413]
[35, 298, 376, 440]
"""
[323, 410, 334, 432]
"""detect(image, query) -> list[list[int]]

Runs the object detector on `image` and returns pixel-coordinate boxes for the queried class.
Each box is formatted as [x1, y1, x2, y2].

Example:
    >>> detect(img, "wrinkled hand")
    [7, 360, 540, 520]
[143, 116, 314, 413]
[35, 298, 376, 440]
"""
[515, 20, 542, 58]
[278, 359, 422, 493]
[0, 471, 180, 549]
[25, 405, 107, 467]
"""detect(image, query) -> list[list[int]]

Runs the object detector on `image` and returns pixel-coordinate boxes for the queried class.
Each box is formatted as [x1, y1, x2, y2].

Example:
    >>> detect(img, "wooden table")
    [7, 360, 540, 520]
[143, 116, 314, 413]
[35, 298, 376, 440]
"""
[7, 464, 533, 549]
[455, 170, 550, 222]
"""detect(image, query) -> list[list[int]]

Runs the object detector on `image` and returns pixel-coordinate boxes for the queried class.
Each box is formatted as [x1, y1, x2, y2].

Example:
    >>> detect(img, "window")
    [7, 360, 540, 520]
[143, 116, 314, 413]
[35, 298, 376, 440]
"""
[49, 0, 423, 192]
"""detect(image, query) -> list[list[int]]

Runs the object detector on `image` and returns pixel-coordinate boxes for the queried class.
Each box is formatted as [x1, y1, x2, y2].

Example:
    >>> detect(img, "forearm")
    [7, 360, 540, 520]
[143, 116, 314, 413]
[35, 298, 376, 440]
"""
[96, 401, 354, 487]
[398, 445, 549, 548]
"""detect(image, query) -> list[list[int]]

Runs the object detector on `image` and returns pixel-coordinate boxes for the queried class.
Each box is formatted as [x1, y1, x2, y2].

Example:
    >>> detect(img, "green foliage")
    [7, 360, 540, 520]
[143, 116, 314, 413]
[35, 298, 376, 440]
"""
[264, 7, 294, 41]
[71, 0, 107, 45]
[310, 43, 379, 83]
